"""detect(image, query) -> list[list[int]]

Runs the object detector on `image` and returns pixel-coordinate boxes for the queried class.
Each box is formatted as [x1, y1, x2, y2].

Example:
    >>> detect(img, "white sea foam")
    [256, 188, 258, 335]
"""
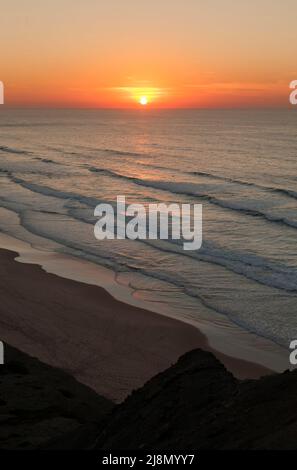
[0, 108, 297, 354]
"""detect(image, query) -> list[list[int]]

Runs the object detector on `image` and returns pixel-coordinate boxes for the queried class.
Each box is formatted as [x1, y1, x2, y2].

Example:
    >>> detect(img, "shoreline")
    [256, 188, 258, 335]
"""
[0, 241, 273, 402]
[0, 230, 289, 372]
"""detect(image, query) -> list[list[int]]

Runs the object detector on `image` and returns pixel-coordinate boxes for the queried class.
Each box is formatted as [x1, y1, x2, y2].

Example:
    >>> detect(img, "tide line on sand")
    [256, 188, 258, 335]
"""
[0, 233, 275, 402]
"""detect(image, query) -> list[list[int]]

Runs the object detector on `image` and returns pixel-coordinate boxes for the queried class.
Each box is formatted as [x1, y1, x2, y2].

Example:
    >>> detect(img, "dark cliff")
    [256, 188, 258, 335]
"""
[1, 346, 297, 450]
[0, 345, 113, 449]
[96, 349, 297, 450]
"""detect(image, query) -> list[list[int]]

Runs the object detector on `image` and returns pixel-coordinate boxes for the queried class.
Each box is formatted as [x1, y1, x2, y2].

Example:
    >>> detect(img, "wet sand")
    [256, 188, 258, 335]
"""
[0, 248, 271, 402]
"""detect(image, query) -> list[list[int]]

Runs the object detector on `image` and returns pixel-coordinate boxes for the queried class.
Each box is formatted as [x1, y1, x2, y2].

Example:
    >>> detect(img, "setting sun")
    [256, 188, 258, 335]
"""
[139, 96, 148, 106]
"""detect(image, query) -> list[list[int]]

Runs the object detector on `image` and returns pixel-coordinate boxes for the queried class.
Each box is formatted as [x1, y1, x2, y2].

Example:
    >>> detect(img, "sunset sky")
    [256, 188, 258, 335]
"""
[1, 0, 297, 108]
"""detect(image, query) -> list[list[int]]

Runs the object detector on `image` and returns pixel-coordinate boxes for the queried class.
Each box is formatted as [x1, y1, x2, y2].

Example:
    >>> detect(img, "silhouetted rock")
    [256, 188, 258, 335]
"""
[95, 349, 297, 450]
[0, 345, 113, 449]
[2, 346, 297, 450]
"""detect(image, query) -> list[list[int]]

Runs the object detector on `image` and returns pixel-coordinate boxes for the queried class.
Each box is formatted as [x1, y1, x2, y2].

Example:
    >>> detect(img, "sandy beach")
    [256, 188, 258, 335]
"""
[0, 247, 271, 402]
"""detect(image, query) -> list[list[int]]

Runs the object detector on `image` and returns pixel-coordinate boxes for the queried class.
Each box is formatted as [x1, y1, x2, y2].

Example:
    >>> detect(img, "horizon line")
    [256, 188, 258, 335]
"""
[0, 105, 293, 111]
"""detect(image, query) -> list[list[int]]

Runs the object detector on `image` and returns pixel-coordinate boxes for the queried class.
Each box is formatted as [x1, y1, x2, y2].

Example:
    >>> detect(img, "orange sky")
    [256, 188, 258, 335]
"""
[1, 0, 297, 108]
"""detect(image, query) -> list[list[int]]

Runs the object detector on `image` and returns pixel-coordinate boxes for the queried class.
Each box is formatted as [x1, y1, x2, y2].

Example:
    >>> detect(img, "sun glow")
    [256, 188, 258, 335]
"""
[107, 86, 167, 107]
[139, 96, 148, 105]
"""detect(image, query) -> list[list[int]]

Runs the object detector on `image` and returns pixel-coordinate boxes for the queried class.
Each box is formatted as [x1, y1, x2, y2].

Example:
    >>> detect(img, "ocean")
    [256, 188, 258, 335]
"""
[0, 108, 296, 366]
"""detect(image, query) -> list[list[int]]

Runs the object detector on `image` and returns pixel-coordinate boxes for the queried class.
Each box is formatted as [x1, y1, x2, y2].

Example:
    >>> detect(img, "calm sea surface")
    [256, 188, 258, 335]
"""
[0, 108, 297, 350]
